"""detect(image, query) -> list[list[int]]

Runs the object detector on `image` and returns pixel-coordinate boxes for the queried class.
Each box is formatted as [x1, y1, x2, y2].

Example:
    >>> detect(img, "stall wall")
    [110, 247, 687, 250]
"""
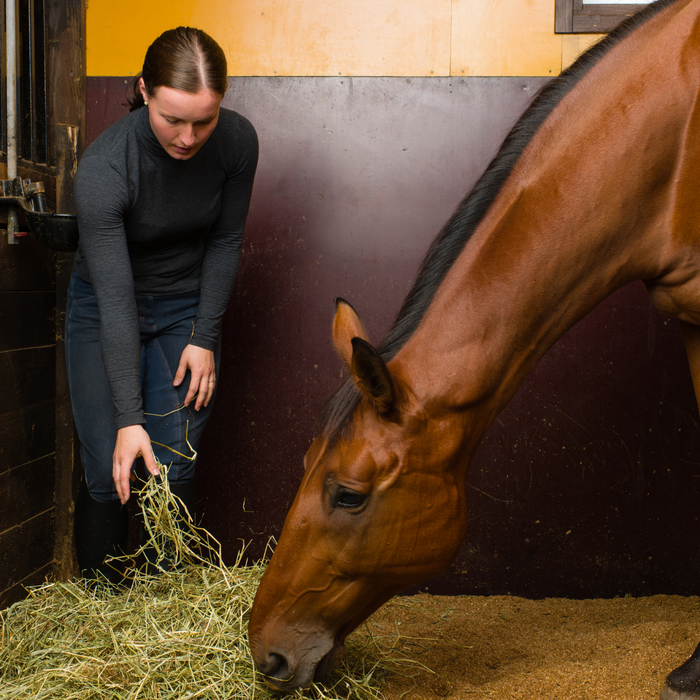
[84, 1, 700, 598]
[0, 0, 85, 608]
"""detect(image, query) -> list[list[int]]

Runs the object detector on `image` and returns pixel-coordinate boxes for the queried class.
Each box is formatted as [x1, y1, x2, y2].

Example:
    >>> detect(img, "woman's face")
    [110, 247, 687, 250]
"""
[140, 79, 222, 160]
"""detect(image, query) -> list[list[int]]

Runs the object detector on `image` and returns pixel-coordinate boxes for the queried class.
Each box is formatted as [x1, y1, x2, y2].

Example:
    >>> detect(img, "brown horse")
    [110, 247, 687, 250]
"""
[249, 0, 700, 696]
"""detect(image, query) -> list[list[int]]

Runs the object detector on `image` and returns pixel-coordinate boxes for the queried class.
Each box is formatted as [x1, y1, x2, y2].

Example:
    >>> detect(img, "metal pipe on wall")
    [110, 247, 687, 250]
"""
[6, 0, 19, 245]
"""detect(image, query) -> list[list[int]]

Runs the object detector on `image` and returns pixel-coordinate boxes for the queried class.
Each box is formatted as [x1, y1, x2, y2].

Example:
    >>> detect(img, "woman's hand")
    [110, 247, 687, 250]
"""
[113, 424, 159, 504]
[174, 344, 216, 411]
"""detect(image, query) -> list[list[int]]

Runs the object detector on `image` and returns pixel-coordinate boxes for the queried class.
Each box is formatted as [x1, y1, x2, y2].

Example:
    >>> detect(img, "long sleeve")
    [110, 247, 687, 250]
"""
[192, 117, 259, 350]
[74, 155, 146, 428]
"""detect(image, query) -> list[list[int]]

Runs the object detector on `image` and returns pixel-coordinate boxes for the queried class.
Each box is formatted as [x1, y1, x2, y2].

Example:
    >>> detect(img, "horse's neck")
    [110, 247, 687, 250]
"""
[395, 0, 700, 438]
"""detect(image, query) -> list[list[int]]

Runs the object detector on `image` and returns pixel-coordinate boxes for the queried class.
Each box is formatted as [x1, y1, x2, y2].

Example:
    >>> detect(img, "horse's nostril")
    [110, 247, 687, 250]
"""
[262, 652, 292, 681]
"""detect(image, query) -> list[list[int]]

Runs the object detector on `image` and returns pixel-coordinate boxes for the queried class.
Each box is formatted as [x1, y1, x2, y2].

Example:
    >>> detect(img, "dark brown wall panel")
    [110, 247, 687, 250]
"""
[0, 402, 55, 476]
[0, 291, 55, 351]
[0, 347, 55, 414]
[86, 76, 700, 598]
[0, 229, 55, 292]
[0, 562, 53, 609]
[0, 455, 56, 532]
[0, 510, 54, 603]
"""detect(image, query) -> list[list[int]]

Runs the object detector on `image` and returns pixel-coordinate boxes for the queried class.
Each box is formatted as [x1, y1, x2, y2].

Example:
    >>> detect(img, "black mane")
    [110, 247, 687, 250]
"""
[316, 0, 680, 442]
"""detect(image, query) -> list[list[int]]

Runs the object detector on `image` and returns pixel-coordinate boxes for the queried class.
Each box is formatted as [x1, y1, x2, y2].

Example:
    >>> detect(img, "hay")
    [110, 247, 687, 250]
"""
[0, 469, 419, 699]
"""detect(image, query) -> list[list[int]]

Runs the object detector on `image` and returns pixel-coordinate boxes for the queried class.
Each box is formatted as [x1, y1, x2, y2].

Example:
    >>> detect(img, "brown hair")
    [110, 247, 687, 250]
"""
[127, 27, 228, 112]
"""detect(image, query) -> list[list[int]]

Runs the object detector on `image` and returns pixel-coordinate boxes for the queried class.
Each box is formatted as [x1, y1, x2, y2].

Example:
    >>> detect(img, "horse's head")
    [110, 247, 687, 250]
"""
[248, 299, 468, 691]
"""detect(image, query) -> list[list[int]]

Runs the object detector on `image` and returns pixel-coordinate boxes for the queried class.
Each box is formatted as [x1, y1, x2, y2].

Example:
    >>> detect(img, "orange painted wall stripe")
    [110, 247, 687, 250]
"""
[86, 0, 602, 78]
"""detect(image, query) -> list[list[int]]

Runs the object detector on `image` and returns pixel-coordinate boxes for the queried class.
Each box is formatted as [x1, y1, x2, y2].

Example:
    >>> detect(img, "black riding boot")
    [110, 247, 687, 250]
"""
[141, 480, 195, 573]
[74, 481, 128, 586]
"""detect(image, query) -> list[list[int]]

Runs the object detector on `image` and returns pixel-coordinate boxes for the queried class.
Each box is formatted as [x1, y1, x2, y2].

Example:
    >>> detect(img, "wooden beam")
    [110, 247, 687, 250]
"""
[573, 13, 639, 33]
[558, 1, 646, 34]
[47, 0, 86, 582]
[555, 0, 574, 33]
[46, 0, 87, 165]
[54, 251, 79, 579]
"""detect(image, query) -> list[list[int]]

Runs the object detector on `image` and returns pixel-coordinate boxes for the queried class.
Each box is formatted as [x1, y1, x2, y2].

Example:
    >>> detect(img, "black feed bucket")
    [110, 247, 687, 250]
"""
[23, 209, 79, 252]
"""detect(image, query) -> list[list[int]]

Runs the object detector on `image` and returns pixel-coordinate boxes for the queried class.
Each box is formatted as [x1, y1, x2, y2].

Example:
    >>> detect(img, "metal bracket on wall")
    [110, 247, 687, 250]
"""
[2, 178, 28, 244]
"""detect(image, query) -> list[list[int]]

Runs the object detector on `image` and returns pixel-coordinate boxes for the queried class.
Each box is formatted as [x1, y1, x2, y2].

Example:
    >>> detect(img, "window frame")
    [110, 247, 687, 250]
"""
[555, 0, 650, 33]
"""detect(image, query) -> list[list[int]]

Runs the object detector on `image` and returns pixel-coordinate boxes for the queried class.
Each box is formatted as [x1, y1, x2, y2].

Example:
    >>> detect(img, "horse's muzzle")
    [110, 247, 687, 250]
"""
[253, 640, 345, 691]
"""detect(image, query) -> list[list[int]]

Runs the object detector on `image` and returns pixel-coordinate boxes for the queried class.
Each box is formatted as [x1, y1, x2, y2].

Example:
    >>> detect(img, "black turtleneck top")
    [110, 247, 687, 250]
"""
[73, 106, 258, 429]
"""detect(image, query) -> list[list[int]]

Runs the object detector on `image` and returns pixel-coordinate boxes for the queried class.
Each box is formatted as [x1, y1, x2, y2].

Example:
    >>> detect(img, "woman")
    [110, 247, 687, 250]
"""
[67, 27, 258, 582]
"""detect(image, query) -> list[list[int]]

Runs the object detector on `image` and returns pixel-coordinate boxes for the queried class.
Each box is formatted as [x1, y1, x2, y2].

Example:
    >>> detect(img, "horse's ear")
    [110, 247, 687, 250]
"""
[333, 297, 370, 369]
[350, 337, 396, 414]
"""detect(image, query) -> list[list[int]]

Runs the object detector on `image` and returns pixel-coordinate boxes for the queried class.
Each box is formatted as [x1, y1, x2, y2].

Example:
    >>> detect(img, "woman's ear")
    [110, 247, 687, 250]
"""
[139, 77, 149, 104]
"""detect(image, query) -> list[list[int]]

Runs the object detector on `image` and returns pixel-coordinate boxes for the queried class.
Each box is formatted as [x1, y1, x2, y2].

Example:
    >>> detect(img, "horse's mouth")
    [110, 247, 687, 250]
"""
[313, 642, 345, 684]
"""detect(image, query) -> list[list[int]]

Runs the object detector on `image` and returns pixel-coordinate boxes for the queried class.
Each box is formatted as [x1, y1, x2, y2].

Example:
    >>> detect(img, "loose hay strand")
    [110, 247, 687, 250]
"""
[0, 468, 414, 700]
[133, 463, 232, 584]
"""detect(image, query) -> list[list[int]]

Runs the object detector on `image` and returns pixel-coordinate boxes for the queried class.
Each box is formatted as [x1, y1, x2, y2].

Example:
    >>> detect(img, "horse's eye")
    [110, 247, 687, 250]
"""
[333, 489, 366, 510]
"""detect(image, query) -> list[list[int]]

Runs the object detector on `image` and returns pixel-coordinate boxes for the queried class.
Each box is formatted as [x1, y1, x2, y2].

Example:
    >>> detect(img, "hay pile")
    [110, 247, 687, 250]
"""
[0, 471, 416, 699]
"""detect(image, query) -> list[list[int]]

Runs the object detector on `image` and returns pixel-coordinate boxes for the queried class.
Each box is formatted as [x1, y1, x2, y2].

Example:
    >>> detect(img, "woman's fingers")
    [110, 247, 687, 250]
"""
[173, 353, 189, 387]
[195, 372, 216, 410]
[113, 457, 131, 504]
[177, 345, 216, 409]
[113, 453, 131, 504]
[184, 372, 201, 407]
[142, 444, 160, 477]
[204, 373, 216, 407]
[113, 425, 159, 504]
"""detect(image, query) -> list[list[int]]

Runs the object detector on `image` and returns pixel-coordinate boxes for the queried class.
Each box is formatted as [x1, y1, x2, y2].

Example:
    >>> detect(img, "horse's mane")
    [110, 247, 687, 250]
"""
[316, 0, 681, 442]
